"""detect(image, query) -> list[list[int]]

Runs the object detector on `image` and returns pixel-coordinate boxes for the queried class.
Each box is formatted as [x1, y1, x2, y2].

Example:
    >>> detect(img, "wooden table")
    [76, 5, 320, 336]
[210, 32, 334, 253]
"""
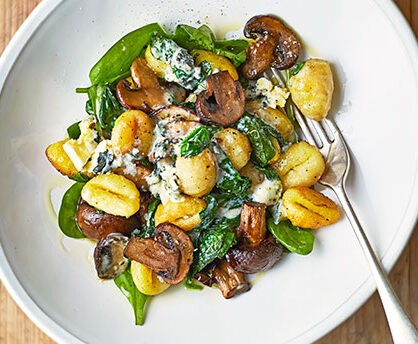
[0, 1, 417, 343]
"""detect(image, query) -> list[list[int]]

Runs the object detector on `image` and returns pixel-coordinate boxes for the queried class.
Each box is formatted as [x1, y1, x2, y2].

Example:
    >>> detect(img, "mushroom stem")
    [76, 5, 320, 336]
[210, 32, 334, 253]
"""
[240, 201, 267, 245]
[212, 260, 250, 299]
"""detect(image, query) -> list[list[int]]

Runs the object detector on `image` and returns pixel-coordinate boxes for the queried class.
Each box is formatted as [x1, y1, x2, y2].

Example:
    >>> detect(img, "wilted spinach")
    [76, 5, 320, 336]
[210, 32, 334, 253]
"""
[86, 84, 124, 136]
[114, 265, 149, 325]
[180, 125, 220, 157]
[89, 23, 167, 86]
[172, 24, 248, 67]
[58, 182, 86, 239]
[254, 164, 280, 180]
[70, 172, 90, 183]
[291, 61, 305, 76]
[236, 114, 278, 166]
[267, 218, 315, 255]
[132, 199, 161, 238]
[188, 220, 237, 281]
[66, 121, 81, 139]
[215, 146, 251, 197]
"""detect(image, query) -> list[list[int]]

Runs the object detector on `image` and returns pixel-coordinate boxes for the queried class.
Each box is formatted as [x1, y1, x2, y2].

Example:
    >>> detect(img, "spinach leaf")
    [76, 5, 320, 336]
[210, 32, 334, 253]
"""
[58, 182, 86, 239]
[180, 125, 219, 157]
[70, 172, 90, 183]
[89, 23, 166, 85]
[114, 265, 149, 325]
[215, 145, 251, 197]
[132, 198, 161, 238]
[291, 61, 305, 76]
[193, 194, 218, 232]
[173, 24, 215, 51]
[172, 24, 248, 67]
[188, 220, 236, 280]
[267, 218, 315, 255]
[150, 35, 211, 90]
[66, 121, 81, 139]
[214, 39, 249, 67]
[254, 164, 280, 180]
[87, 84, 124, 135]
[236, 114, 280, 166]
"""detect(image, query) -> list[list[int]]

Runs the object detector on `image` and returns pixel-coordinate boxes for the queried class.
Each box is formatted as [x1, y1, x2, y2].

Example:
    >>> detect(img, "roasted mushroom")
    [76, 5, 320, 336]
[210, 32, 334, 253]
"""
[94, 233, 129, 279]
[116, 58, 169, 113]
[196, 71, 245, 126]
[226, 236, 283, 274]
[76, 201, 140, 240]
[212, 260, 250, 299]
[240, 202, 267, 245]
[241, 15, 301, 79]
[124, 223, 194, 284]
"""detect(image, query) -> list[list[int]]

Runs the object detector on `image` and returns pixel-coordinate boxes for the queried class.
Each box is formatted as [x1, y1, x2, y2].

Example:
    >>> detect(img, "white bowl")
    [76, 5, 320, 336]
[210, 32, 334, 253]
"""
[0, 0, 417, 343]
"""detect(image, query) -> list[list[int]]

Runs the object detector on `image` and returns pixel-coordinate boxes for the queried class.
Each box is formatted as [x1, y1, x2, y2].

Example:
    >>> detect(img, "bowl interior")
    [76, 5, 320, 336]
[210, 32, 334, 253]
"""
[0, 0, 417, 343]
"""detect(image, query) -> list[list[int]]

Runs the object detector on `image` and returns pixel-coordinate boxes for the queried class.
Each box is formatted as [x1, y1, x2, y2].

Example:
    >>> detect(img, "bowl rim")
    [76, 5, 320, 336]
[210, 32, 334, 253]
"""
[0, 0, 417, 343]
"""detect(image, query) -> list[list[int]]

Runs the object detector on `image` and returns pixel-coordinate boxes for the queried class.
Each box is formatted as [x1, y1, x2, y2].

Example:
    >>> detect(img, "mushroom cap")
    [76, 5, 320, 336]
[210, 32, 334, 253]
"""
[196, 71, 245, 126]
[226, 236, 284, 274]
[242, 15, 301, 79]
[76, 201, 140, 240]
[94, 233, 130, 279]
[124, 223, 194, 285]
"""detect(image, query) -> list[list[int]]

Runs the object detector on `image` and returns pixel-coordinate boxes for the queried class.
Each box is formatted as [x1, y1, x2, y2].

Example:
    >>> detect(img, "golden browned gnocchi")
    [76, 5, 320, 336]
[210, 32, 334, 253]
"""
[281, 186, 340, 228]
[214, 128, 252, 170]
[289, 59, 334, 121]
[45, 139, 78, 178]
[154, 196, 206, 230]
[192, 49, 239, 80]
[111, 110, 154, 156]
[81, 173, 140, 218]
[131, 261, 170, 295]
[275, 141, 325, 190]
[175, 148, 217, 197]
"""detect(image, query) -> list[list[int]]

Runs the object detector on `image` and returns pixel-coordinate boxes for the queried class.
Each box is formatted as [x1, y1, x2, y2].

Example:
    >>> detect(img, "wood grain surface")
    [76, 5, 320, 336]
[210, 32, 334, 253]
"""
[0, 1, 417, 343]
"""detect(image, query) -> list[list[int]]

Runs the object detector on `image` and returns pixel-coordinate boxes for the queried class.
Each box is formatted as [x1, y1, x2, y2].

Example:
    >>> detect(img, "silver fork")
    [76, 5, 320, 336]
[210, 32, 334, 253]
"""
[294, 109, 418, 343]
[266, 68, 418, 342]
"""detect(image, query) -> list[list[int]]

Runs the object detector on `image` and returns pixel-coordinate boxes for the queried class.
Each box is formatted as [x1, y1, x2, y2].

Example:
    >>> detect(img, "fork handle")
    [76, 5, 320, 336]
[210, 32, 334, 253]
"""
[333, 187, 418, 343]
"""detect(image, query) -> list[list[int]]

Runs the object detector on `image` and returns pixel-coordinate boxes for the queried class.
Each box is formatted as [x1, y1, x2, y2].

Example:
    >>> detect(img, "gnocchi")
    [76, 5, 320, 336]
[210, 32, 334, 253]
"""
[131, 261, 170, 295]
[281, 186, 340, 228]
[175, 148, 217, 197]
[289, 59, 334, 121]
[154, 196, 206, 230]
[214, 128, 252, 171]
[246, 100, 295, 141]
[81, 173, 140, 218]
[192, 49, 239, 80]
[275, 141, 325, 190]
[111, 110, 154, 156]
[45, 139, 78, 177]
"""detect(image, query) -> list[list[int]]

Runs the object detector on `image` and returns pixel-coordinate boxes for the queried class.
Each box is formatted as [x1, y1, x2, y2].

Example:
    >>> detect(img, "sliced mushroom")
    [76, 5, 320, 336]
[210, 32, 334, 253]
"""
[241, 15, 301, 79]
[212, 260, 250, 299]
[196, 71, 245, 126]
[240, 202, 267, 246]
[94, 233, 129, 279]
[124, 223, 194, 284]
[226, 236, 283, 274]
[116, 58, 169, 113]
[76, 201, 140, 240]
